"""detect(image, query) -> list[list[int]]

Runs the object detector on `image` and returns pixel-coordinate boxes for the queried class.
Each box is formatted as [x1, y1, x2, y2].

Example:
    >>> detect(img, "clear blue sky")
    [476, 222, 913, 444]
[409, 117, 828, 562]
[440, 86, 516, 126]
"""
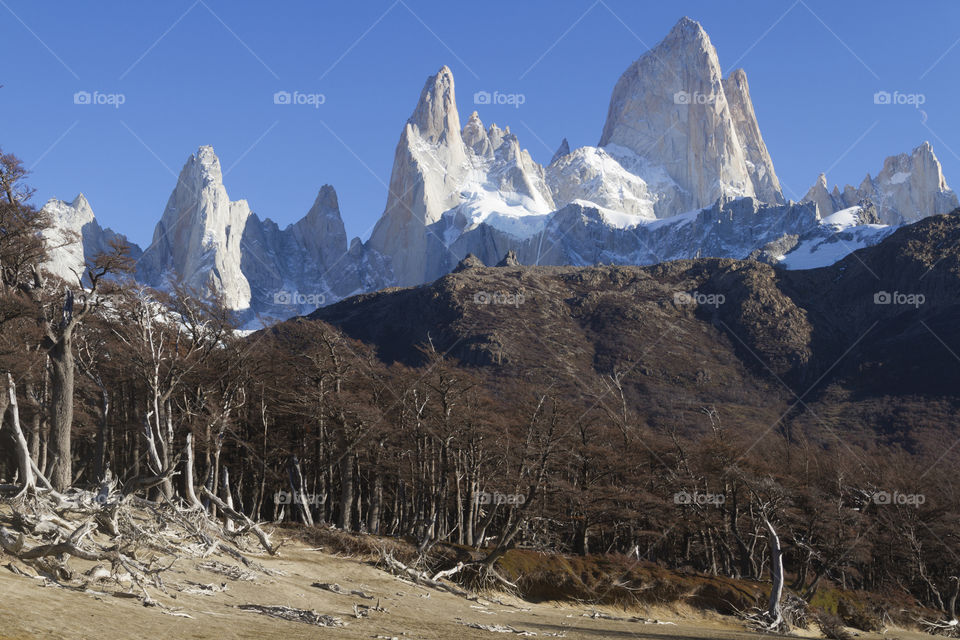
[2, 0, 958, 247]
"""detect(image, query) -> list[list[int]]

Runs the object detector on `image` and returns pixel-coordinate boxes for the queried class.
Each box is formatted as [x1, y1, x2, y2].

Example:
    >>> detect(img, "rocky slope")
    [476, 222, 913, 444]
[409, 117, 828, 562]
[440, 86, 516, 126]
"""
[311, 208, 960, 402]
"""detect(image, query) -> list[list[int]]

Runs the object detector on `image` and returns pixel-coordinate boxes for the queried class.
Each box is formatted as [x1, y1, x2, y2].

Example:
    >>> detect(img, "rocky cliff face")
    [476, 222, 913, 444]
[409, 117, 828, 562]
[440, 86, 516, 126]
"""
[598, 17, 782, 210]
[803, 142, 958, 224]
[41, 194, 141, 282]
[136, 146, 390, 322]
[367, 67, 553, 286]
[722, 69, 783, 205]
[137, 146, 252, 309]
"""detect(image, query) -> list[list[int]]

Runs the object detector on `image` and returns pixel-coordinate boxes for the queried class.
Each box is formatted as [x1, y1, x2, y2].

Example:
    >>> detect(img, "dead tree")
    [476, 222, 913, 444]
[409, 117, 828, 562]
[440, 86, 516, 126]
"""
[182, 432, 203, 509]
[5, 373, 35, 496]
[764, 515, 785, 628]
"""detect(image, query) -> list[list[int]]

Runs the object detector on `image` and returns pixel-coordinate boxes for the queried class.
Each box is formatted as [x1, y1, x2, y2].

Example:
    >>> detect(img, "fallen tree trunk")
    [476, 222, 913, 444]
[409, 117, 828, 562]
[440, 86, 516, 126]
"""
[201, 486, 276, 555]
[381, 553, 472, 598]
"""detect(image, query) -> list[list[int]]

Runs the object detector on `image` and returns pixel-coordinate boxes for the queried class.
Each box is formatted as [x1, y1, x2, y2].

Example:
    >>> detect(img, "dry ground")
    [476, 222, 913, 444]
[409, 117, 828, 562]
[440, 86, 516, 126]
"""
[0, 535, 940, 640]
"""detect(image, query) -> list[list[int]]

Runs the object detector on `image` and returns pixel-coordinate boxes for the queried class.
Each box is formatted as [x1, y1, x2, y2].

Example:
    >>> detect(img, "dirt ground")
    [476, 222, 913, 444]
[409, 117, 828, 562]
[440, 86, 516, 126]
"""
[0, 537, 939, 640]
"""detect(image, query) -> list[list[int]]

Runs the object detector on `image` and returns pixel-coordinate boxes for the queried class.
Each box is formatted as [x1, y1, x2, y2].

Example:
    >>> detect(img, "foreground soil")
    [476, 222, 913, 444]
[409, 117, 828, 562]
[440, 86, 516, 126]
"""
[0, 536, 938, 640]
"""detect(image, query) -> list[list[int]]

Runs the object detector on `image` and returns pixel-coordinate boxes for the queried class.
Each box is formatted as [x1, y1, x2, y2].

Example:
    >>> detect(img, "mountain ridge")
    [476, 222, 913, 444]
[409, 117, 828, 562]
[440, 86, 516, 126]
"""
[38, 17, 957, 326]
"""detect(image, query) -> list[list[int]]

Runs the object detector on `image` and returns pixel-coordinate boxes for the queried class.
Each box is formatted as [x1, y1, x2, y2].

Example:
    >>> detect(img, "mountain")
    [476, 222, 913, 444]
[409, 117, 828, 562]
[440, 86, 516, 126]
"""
[40, 18, 958, 324]
[131, 146, 393, 320]
[362, 17, 930, 286]
[136, 146, 253, 309]
[310, 208, 960, 403]
[41, 194, 142, 282]
[598, 17, 782, 209]
[239, 185, 393, 319]
[802, 142, 958, 224]
[366, 66, 554, 286]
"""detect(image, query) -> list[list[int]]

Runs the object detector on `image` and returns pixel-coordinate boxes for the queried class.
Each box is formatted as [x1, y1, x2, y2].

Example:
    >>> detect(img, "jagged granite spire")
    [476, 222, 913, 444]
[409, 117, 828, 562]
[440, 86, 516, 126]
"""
[367, 66, 469, 286]
[42, 194, 141, 282]
[802, 142, 958, 224]
[722, 68, 783, 204]
[550, 138, 570, 165]
[367, 66, 552, 286]
[599, 17, 782, 209]
[137, 145, 253, 310]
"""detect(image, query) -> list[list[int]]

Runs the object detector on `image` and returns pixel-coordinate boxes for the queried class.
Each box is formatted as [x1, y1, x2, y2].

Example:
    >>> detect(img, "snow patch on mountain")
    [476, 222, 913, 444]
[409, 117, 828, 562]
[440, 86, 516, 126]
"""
[777, 205, 895, 270]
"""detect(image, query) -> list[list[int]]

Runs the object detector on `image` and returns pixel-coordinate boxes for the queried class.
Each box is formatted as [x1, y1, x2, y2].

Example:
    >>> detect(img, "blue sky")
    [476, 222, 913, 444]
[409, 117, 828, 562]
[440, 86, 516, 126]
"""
[2, 0, 958, 247]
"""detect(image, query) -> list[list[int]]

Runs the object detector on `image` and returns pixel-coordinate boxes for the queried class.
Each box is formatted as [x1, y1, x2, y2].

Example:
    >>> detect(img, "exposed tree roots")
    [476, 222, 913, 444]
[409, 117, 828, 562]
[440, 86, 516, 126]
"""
[0, 484, 278, 609]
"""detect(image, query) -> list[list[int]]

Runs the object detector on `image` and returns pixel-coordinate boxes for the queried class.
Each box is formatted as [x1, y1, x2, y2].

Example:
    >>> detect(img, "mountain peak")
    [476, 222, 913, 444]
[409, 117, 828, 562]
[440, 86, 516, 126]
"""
[914, 140, 935, 160]
[550, 138, 570, 165]
[70, 193, 91, 210]
[195, 144, 220, 168]
[137, 146, 251, 310]
[599, 15, 769, 210]
[725, 67, 748, 83]
[313, 184, 339, 211]
[666, 16, 710, 45]
[408, 65, 460, 144]
[802, 141, 957, 223]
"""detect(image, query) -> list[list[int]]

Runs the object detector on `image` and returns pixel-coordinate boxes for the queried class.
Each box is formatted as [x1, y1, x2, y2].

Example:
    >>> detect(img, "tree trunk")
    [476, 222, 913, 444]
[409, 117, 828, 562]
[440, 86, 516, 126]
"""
[183, 433, 202, 509]
[367, 471, 382, 534]
[338, 451, 354, 530]
[48, 336, 75, 492]
[222, 466, 235, 532]
[764, 517, 784, 627]
[288, 456, 314, 526]
[6, 374, 36, 496]
[574, 518, 589, 556]
[93, 387, 109, 482]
